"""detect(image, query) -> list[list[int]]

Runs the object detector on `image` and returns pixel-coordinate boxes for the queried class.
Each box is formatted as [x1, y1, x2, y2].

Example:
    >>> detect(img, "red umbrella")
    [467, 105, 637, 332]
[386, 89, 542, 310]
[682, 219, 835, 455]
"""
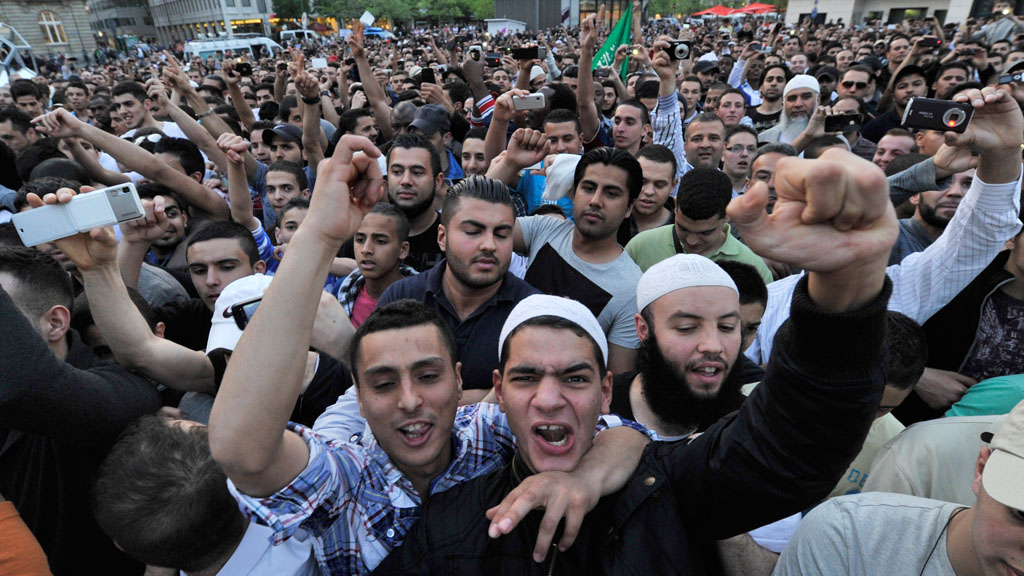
[693, 5, 736, 16]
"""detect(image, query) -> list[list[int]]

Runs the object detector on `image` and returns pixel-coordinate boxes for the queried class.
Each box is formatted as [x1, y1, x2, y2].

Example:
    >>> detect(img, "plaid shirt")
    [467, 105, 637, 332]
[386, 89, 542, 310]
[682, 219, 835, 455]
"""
[334, 266, 419, 316]
[228, 403, 517, 575]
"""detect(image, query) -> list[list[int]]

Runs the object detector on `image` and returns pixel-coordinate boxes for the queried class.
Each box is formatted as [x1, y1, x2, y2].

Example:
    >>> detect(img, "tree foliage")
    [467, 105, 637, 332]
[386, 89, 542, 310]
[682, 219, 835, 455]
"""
[274, 0, 311, 19]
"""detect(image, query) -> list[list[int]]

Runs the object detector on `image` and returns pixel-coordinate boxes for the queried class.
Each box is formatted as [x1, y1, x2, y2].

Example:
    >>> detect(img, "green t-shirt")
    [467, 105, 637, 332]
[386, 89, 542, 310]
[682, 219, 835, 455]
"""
[624, 223, 774, 284]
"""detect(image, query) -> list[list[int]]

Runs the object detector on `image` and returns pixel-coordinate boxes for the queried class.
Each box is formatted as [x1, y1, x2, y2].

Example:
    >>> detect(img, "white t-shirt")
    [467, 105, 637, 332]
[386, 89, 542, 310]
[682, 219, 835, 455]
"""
[179, 520, 318, 576]
[774, 493, 962, 576]
[123, 120, 188, 140]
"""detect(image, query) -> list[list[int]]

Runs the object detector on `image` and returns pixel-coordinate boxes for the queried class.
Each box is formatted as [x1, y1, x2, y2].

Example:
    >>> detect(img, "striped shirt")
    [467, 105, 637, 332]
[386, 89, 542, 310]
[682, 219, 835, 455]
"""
[746, 169, 1023, 365]
[228, 403, 516, 575]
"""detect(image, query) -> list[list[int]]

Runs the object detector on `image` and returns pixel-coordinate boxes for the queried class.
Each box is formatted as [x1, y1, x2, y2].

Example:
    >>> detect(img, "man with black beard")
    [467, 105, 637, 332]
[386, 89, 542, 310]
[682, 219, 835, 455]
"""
[385, 134, 447, 271]
[378, 176, 539, 402]
[888, 169, 971, 265]
[609, 254, 757, 440]
[757, 75, 819, 145]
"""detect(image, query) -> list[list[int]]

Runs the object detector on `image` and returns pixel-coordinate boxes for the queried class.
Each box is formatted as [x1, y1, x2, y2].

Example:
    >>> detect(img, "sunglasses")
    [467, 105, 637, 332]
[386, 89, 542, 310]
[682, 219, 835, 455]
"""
[841, 80, 869, 89]
[132, 133, 163, 145]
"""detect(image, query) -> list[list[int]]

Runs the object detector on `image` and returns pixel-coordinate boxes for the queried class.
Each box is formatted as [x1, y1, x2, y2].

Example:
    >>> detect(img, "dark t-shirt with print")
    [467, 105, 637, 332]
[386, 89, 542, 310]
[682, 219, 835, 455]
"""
[746, 107, 781, 133]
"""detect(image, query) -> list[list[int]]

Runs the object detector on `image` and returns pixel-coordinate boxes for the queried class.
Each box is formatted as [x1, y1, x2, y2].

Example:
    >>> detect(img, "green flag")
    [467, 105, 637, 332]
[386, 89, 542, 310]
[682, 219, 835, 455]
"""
[592, 4, 633, 81]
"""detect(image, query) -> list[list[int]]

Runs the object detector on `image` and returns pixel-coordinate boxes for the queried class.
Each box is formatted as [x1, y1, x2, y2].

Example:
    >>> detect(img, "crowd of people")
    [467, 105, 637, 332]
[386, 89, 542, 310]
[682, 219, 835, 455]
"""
[2, 1, 1024, 574]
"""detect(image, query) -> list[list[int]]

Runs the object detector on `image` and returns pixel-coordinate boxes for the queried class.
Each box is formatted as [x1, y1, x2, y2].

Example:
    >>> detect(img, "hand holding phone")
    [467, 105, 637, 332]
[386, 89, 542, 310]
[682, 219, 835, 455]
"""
[513, 93, 546, 110]
[13, 183, 145, 247]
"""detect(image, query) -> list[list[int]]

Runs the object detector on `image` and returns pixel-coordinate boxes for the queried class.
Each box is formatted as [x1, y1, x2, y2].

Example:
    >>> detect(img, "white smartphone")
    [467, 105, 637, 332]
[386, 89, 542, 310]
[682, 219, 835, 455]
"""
[12, 183, 145, 246]
[513, 93, 546, 111]
[311, 57, 328, 69]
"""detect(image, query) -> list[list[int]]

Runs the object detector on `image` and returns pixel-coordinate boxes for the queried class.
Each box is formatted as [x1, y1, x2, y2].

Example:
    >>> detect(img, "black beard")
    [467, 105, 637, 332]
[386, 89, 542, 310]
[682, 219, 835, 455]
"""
[637, 329, 746, 435]
[918, 201, 951, 231]
[391, 188, 436, 220]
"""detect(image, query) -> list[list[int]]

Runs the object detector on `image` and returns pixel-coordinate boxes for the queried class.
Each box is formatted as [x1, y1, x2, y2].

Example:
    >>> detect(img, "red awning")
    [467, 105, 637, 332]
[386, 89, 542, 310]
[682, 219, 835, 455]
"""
[693, 5, 736, 16]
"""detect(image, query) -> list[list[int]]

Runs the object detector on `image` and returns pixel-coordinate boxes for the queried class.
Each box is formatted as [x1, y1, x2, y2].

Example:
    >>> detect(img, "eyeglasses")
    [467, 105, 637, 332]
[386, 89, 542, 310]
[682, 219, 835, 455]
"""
[841, 81, 869, 90]
[726, 145, 757, 154]
[132, 133, 162, 145]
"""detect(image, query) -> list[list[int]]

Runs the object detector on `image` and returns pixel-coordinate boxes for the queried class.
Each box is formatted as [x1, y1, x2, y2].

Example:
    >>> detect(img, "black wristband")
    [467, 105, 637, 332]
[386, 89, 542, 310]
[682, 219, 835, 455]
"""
[301, 94, 321, 104]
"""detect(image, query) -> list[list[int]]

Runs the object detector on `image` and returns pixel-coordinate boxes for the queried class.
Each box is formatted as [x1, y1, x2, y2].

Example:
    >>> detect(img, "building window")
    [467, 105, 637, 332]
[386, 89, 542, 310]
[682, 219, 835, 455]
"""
[39, 11, 68, 44]
[242, 0, 250, 6]
[257, 0, 266, 12]
[226, 0, 235, 6]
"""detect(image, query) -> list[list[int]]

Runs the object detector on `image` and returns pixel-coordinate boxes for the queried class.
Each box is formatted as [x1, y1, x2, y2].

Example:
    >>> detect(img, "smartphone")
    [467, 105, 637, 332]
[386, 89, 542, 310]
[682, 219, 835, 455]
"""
[12, 183, 145, 247]
[901, 97, 973, 133]
[595, 68, 611, 78]
[512, 93, 546, 110]
[824, 112, 862, 133]
[918, 37, 941, 49]
[229, 296, 262, 330]
[311, 57, 328, 69]
[412, 48, 424, 57]
[469, 45, 482, 61]
[485, 52, 502, 67]
[511, 46, 546, 60]
[236, 62, 253, 76]
[420, 67, 436, 84]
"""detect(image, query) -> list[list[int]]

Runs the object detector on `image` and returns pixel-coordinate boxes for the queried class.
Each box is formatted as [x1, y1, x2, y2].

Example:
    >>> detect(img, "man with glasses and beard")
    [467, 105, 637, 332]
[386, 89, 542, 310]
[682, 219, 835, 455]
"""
[757, 75, 819, 145]
[377, 176, 539, 402]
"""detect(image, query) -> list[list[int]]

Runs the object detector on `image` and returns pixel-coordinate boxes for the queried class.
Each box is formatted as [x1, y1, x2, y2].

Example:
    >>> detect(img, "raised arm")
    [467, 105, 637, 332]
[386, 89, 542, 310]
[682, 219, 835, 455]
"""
[26, 190, 216, 393]
[63, 137, 131, 186]
[146, 77, 228, 172]
[578, 8, 604, 143]
[33, 108, 230, 219]
[220, 58, 257, 130]
[292, 55, 325, 174]
[218, 133, 259, 230]
[209, 135, 385, 497]
[484, 90, 529, 165]
[348, 21, 394, 142]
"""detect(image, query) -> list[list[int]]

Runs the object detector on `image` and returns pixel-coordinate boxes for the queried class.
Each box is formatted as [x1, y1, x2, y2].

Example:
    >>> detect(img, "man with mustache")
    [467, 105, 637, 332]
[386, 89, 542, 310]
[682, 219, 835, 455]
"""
[757, 75, 820, 145]
[377, 175, 539, 402]
[889, 170, 972, 265]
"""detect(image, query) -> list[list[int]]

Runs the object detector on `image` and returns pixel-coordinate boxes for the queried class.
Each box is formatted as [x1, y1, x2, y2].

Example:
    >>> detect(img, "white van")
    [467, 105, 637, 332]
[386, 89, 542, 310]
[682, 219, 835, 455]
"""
[183, 36, 283, 60]
[280, 29, 318, 43]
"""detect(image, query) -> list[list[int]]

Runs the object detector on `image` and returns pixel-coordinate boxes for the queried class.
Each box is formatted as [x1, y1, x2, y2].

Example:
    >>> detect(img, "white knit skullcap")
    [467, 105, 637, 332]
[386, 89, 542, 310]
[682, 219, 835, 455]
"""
[783, 74, 820, 98]
[498, 294, 608, 364]
[636, 254, 738, 312]
[541, 153, 581, 202]
[530, 65, 546, 81]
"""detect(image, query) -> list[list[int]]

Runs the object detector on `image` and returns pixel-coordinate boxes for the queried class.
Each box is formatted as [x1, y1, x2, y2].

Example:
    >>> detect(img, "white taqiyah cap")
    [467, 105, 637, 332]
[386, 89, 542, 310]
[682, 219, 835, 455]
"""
[530, 65, 546, 81]
[783, 74, 821, 98]
[982, 398, 1024, 511]
[636, 254, 738, 312]
[498, 294, 607, 365]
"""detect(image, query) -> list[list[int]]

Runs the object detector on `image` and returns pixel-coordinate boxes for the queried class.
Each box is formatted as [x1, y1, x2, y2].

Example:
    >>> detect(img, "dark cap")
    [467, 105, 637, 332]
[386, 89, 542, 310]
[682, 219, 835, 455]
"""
[693, 60, 720, 74]
[814, 65, 840, 82]
[409, 104, 451, 135]
[1006, 58, 1024, 74]
[261, 123, 303, 145]
[892, 64, 927, 85]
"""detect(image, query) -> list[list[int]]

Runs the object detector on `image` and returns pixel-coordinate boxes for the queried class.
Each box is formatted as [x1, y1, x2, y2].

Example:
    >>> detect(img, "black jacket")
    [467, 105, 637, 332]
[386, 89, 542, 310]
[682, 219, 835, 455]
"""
[895, 250, 1014, 425]
[372, 276, 890, 576]
[0, 287, 161, 574]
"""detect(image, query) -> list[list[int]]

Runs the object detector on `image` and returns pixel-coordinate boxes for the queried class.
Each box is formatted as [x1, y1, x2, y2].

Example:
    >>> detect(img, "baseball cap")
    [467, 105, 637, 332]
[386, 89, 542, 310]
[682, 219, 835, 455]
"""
[409, 103, 451, 135]
[206, 274, 274, 354]
[814, 65, 840, 83]
[1005, 58, 1024, 74]
[982, 399, 1024, 511]
[261, 123, 303, 145]
[694, 60, 720, 74]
